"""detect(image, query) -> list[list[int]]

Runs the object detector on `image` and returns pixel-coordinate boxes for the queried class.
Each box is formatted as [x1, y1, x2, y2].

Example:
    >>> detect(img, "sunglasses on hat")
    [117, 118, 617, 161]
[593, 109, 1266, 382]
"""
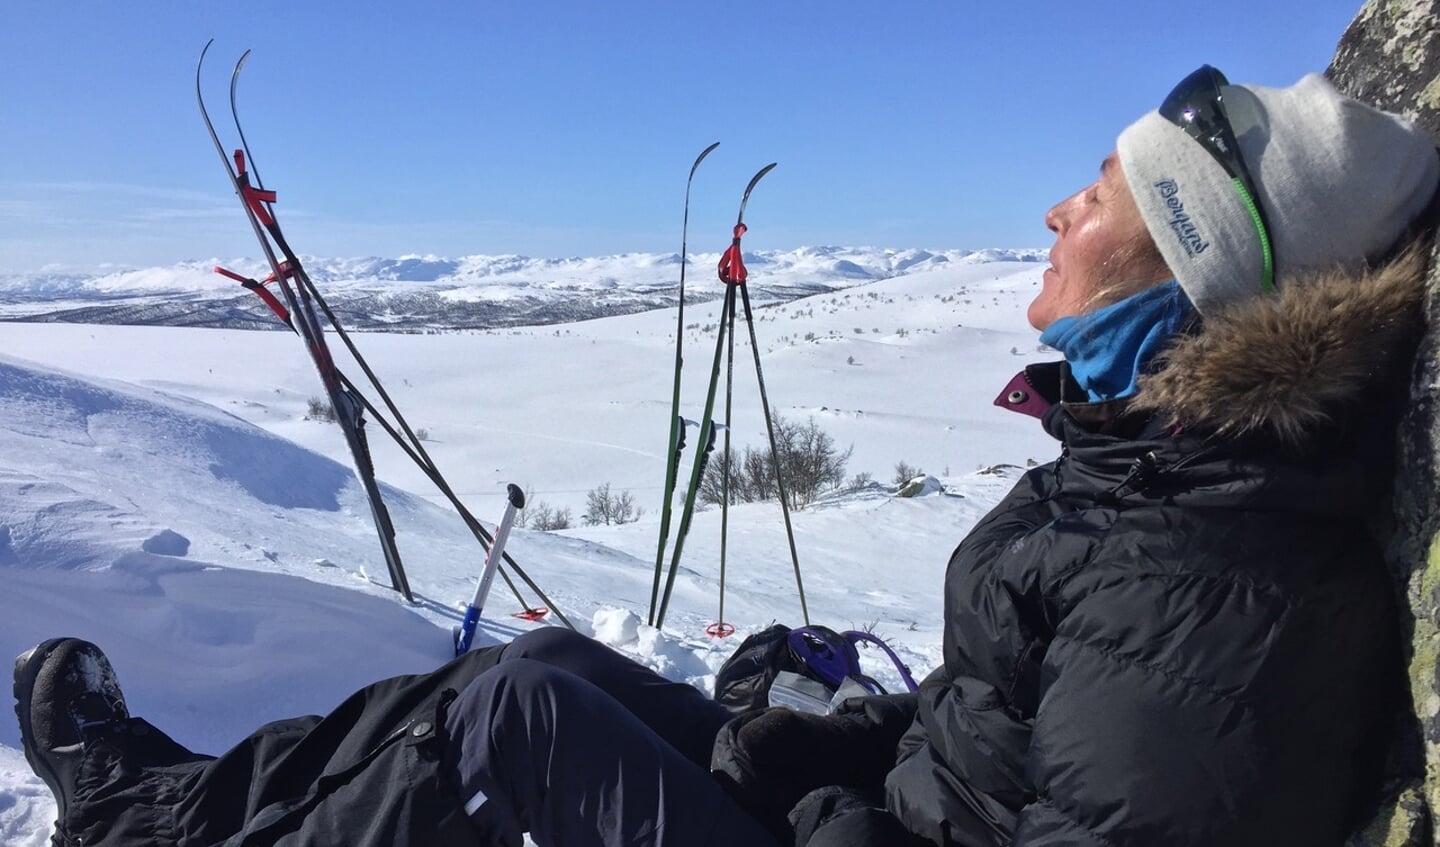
[1159, 65, 1276, 295]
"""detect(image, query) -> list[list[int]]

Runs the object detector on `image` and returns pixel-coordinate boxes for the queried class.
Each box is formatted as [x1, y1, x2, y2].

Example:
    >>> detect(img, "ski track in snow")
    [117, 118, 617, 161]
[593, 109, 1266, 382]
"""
[0, 257, 1055, 843]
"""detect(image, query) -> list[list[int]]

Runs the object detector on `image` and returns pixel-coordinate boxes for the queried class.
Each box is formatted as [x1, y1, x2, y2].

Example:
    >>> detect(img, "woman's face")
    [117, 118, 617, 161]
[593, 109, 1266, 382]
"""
[1028, 152, 1170, 330]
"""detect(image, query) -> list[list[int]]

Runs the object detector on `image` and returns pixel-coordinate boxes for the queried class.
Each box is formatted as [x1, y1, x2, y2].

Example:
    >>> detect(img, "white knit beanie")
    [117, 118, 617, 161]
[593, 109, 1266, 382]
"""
[1117, 72, 1438, 315]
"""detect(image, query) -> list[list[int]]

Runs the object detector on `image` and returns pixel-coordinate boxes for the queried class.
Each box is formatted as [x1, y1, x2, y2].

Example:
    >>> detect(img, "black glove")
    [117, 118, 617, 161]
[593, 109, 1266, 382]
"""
[722, 782, 925, 847]
[711, 707, 902, 838]
[791, 786, 929, 847]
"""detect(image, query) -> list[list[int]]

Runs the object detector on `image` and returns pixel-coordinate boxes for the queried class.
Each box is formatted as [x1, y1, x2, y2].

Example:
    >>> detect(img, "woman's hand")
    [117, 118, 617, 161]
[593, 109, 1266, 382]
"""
[711, 699, 914, 838]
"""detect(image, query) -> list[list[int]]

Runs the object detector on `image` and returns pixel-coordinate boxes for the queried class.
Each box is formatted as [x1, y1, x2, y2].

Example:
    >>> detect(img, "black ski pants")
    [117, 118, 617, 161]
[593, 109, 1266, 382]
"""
[445, 627, 780, 847]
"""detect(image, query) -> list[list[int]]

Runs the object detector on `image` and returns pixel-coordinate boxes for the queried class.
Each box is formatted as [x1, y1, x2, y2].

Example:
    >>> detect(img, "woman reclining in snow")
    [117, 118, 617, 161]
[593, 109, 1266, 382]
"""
[14, 65, 1440, 847]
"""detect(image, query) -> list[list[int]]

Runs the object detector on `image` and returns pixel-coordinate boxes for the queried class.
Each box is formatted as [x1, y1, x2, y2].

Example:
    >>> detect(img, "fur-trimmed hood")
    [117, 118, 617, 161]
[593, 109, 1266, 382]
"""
[1129, 244, 1430, 449]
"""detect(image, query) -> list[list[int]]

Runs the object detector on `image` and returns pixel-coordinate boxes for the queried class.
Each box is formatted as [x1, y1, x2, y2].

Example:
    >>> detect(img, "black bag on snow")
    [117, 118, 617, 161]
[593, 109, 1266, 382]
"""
[713, 624, 917, 714]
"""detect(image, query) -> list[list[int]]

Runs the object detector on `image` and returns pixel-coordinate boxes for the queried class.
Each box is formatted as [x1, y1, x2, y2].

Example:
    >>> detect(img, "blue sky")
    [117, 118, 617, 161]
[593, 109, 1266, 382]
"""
[2, 1, 1367, 273]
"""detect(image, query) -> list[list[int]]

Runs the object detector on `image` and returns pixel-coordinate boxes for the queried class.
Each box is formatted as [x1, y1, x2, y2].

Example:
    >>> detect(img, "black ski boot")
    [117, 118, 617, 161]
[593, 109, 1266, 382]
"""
[13, 638, 129, 823]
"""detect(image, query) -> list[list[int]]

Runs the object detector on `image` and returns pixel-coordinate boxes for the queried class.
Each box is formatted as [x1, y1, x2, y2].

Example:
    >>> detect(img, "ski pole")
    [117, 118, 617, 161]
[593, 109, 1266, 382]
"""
[455, 484, 527, 655]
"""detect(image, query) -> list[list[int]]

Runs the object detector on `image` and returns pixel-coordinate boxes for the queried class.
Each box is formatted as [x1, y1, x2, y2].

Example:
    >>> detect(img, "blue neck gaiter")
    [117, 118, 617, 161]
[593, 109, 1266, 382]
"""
[1038, 279, 1195, 402]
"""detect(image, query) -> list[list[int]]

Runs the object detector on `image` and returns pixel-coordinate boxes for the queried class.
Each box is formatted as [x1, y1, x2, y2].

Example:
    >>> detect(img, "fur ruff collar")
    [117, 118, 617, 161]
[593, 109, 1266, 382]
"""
[1130, 244, 1430, 449]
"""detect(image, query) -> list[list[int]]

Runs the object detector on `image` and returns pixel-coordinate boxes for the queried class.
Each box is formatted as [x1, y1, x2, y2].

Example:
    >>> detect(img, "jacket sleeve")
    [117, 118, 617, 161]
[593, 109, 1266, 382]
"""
[1010, 576, 1284, 846]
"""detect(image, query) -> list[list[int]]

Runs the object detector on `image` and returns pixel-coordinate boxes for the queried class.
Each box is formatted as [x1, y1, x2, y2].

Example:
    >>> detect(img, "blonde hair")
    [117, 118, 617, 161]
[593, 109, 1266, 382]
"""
[1080, 229, 1172, 313]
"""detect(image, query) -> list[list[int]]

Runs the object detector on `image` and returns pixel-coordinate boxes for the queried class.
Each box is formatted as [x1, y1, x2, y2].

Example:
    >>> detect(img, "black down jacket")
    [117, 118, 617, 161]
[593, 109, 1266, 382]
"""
[817, 252, 1425, 847]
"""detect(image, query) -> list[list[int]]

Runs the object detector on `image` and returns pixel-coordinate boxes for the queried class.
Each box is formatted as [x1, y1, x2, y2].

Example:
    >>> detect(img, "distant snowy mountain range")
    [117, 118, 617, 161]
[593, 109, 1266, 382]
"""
[0, 246, 1043, 331]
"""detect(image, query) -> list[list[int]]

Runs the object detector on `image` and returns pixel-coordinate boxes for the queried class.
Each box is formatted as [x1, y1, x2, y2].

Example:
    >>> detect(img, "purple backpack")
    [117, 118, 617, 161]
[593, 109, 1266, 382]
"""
[713, 624, 919, 714]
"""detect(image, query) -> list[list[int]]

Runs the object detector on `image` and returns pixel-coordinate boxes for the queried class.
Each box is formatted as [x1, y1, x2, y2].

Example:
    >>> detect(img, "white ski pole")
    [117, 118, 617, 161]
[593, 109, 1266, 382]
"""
[455, 483, 526, 655]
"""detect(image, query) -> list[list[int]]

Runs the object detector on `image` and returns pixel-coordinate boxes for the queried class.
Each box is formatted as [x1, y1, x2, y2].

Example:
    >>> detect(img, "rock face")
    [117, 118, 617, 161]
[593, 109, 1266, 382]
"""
[1327, 2, 1440, 844]
[895, 475, 944, 498]
[141, 529, 191, 557]
[1329, 1, 1440, 123]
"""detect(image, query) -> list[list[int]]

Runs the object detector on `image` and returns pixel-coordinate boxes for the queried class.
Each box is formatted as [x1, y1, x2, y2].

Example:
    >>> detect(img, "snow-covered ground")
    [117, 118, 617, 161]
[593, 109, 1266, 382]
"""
[0, 256, 1058, 844]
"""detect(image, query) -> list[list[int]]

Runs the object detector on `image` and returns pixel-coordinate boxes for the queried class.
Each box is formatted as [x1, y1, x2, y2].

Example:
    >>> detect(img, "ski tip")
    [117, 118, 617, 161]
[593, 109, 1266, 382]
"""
[197, 39, 215, 83]
[692, 141, 721, 169]
[505, 483, 526, 510]
[738, 163, 779, 212]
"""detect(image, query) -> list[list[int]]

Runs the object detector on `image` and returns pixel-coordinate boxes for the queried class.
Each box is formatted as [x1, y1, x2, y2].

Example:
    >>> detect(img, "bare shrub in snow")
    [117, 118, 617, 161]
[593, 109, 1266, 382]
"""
[893, 461, 924, 486]
[306, 396, 336, 423]
[847, 471, 875, 492]
[583, 483, 642, 526]
[700, 415, 851, 510]
[529, 503, 572, 532]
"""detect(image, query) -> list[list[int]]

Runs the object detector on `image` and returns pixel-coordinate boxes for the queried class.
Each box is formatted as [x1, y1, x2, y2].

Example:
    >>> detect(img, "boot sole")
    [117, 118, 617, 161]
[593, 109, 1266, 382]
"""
[13, 637, 77, 821]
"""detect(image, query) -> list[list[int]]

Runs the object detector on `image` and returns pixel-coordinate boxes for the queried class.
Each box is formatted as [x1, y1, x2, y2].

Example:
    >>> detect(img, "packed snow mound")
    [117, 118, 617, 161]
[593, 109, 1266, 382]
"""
[0, 358, 478, 760]
[593, 606, 642, 645]
[0, 356, 357, 538]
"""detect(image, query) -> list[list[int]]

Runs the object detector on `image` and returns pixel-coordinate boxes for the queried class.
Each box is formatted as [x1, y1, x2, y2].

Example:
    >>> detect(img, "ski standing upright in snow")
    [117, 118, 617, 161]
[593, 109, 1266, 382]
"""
[651, 162, 811, 632]
[648, 142, 719, 627]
